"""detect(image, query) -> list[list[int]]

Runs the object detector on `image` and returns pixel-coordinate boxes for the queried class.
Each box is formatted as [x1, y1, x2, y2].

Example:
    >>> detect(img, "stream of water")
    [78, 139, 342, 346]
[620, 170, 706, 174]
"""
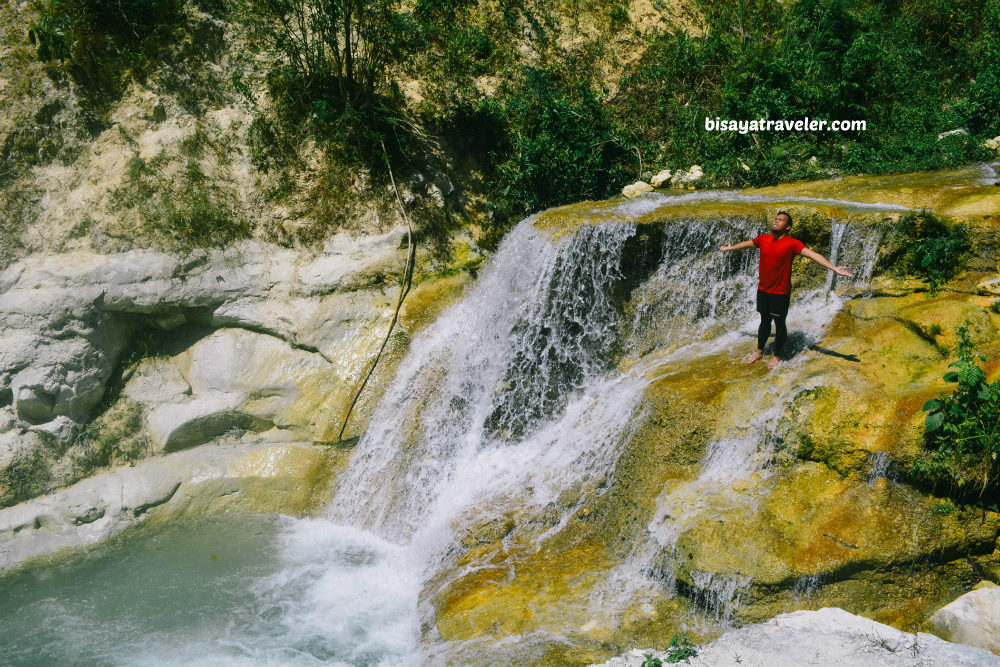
[0, 194, 893, 665]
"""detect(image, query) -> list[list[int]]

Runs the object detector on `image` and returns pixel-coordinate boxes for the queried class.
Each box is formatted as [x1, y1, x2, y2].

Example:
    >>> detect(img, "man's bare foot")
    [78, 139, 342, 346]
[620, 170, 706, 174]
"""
[768, 356, 781, 370]
[746, 350, 763, 364]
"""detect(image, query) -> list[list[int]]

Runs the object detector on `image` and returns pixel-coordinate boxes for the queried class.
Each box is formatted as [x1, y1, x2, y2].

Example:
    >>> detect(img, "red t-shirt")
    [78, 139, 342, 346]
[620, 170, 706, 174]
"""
[753, 234, 806, 295]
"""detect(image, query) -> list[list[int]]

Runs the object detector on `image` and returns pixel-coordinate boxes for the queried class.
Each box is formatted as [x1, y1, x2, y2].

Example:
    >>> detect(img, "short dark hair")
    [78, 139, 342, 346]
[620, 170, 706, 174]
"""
[776, 210, 792, 225]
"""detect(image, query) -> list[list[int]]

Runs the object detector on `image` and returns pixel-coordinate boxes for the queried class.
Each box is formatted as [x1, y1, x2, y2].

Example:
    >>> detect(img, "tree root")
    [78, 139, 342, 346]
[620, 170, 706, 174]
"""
[337, 141, 416, 442]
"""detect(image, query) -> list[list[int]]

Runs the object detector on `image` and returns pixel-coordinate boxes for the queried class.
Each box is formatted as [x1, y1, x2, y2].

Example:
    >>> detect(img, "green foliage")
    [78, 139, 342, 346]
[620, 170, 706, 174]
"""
[931, 500, 955, 515]
[913, 323, 1000, 500]
[28, 0, 229, 126]
[641, 634, 700, 666]
[663, 633, 699, 663]
[607, 2, 630, 32]
[641, 654, 662, 667]
[614, 0, 996, 187]
[109, 152, 249, 248]
[989, 300, 1000, 315]
[233, 0, 418, 162]
[483, 66, 632, 233]
[960, 0, 1000, 134]
[880, 211, 970, 294]
[14, 0, 1000, 259]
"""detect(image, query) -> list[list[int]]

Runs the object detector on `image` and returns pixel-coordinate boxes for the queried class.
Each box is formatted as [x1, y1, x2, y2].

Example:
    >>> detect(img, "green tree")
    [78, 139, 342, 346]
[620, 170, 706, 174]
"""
[486, 66, 631, 228]
[234, 0, 417, 152]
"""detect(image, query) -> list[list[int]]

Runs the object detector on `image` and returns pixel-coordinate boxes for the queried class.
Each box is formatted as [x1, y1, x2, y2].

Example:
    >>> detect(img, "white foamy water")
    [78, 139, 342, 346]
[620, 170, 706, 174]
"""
[328, 220, 641, 542]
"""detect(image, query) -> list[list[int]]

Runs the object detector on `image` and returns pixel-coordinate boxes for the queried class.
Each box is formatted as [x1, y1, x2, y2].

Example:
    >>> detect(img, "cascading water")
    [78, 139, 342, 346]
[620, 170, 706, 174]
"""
[0, 193, 898, 667]
[328, 221, 641, 541]
[320, 198, 889, 659]
[823, 222, 846, 293]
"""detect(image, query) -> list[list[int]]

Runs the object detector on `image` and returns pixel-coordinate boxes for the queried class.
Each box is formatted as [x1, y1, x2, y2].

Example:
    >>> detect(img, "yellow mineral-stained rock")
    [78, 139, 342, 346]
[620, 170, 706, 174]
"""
[441, 280, 1000, 653]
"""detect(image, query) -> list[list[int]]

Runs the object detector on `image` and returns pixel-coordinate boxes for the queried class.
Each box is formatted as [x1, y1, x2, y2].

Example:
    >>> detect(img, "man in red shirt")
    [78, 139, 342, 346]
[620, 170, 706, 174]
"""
[720, 211, 854, 369]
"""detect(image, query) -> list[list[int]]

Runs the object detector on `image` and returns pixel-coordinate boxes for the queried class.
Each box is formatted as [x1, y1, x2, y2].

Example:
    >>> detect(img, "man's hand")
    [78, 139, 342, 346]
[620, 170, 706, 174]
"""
[800, 248, 854, 277]
[720, 240, 755, 252]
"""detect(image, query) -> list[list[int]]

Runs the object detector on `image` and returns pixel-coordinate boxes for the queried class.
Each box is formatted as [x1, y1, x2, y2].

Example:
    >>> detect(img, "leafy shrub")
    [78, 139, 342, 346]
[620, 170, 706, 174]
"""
[640, 633, 699, 666]
[484, 66, 632, 232]
[641, 653, 662, 667]
[913, 323, 1000, 499]
[234, 0, 419, 162]
[613, 0, 995, 187]
[663, 633, 699, 663]
[879, 211, 969, 294]
[27, 0, 218, 126]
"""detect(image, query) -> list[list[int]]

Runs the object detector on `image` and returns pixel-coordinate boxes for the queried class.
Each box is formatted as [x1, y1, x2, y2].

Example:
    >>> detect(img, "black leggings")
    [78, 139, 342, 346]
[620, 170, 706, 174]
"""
[758, 312, 787, 357]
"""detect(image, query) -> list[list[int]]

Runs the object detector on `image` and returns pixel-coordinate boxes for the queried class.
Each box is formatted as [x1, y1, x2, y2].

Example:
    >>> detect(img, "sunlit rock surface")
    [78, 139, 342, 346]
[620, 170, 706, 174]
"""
[0, 233, 481, 507]
[414, 168, 1000, 664]
[592, 608, 1000, 667]
[924, 581, 1000, 655]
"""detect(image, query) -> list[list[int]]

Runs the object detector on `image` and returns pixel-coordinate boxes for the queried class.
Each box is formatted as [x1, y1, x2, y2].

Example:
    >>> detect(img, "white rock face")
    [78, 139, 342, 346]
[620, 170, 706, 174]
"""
[622, 181, 654, 198]
[0, 234, 410, 436]
[592, 608, 1000, 667]
[127, 328, 338, 451]
[650, 170, 673, 188]
[924, 581, 1000, 655]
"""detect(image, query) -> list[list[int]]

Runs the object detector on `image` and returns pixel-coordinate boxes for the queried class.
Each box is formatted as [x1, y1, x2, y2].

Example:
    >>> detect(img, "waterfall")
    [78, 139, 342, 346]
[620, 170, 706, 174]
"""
[0, 187, 937, 667]
[328, 220, 641, 541]
[320, 199, 887, 655]
[823, 222, 846, 293]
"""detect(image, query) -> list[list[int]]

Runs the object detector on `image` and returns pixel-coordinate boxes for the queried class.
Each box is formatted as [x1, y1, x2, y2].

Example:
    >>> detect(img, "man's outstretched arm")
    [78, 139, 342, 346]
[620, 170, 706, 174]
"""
[800, 248, 854, 277]
[719, 240, 756, 251]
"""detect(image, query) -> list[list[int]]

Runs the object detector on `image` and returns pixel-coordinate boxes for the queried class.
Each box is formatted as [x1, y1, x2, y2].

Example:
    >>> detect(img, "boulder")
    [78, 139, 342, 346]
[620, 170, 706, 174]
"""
[593, 608, 1000, 667]
[982, 137, 999, 151]
[129, 328, 339, 451]
[938, 128, 968, 140]
[622, 181, 654, 198]
[923, 581, 1000, 655]
[27, 415, 81, 445]
[650, 170, 673, 188]
[674, 165, 704, 183]
[8, 332, 126, 424]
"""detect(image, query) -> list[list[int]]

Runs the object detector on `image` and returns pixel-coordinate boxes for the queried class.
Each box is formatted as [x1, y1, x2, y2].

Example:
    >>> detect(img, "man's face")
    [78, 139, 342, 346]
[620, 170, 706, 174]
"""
[771, 213, 792, 233]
